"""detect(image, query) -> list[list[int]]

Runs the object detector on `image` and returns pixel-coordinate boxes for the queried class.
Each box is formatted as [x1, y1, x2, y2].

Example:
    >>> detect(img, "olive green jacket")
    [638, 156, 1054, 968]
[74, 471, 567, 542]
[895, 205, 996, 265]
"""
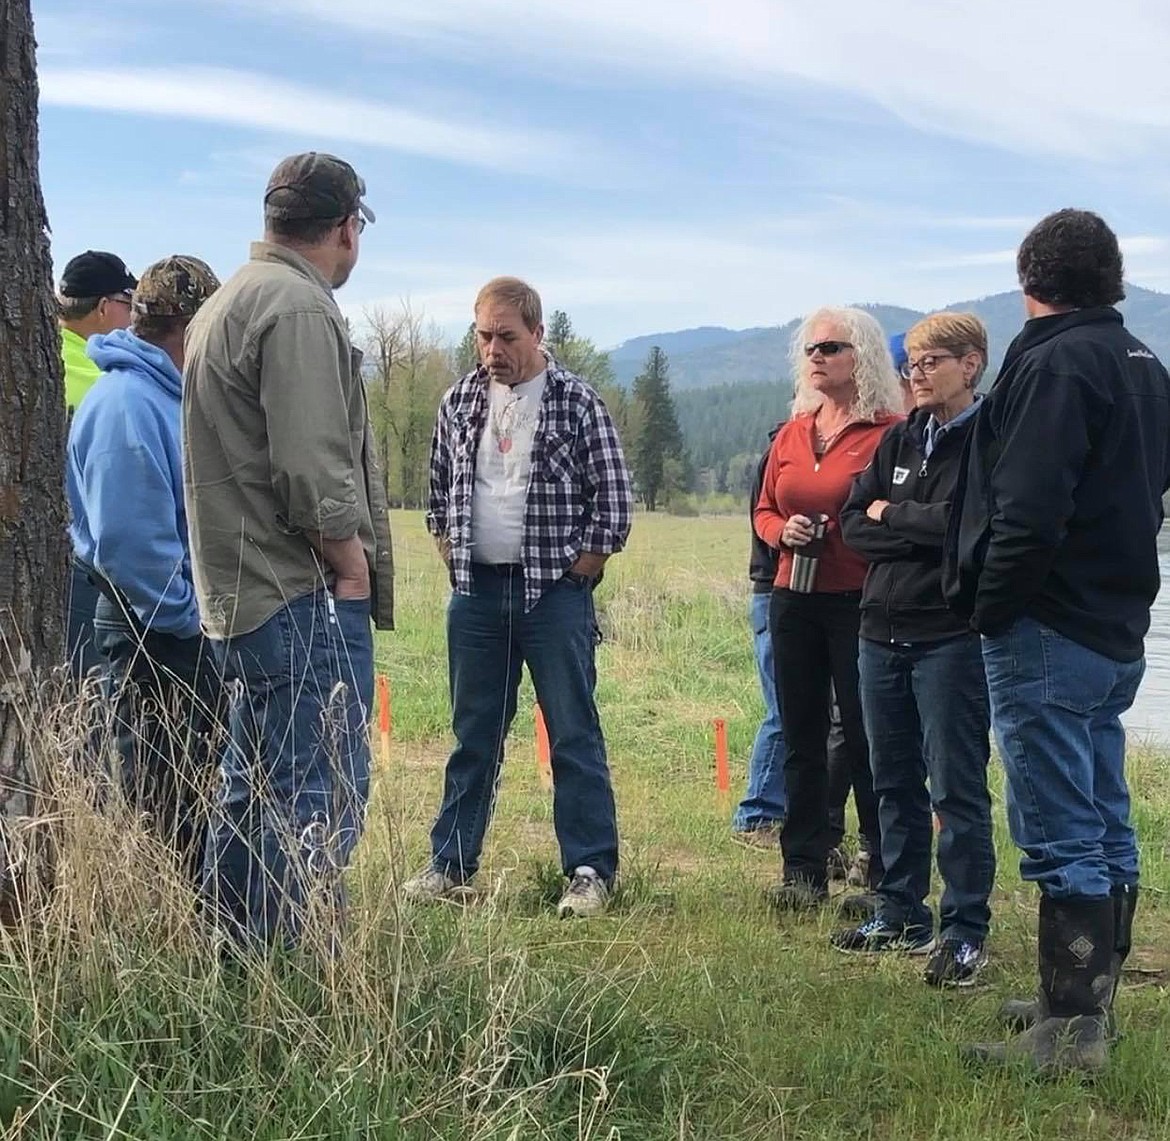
[182, 242, 393, 638]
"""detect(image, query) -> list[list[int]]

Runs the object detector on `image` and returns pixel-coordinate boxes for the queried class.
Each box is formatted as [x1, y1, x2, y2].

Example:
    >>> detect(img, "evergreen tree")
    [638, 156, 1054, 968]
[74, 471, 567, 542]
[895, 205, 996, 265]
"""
[673, 380, 788, 481]
[454, 321, 478, 375]
[631, 346, 687, 511]
[546, 309, 573, 353]
[540, 311, 631, 443]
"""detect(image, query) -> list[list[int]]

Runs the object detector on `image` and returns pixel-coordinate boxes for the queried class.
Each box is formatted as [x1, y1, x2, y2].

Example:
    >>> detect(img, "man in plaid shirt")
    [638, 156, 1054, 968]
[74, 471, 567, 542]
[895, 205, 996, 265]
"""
[406, 276, 633, 918]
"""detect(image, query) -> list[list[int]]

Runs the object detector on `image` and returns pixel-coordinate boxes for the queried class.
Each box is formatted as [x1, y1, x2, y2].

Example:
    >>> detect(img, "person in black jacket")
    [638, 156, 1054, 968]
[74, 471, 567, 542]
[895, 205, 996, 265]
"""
[945, 209, 1170, 1074]
[830, 313, 994, 986]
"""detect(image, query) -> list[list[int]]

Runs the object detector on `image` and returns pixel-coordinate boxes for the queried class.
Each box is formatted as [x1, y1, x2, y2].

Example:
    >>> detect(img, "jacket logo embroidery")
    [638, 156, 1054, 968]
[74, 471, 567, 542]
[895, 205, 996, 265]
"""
[892, 466, 910, 485]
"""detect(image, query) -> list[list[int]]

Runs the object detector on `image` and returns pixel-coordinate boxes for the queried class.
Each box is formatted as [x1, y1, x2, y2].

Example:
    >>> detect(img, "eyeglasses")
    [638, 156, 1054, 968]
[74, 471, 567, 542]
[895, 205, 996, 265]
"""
[343, 213, 367, 235]
[104, 294, 133, 307]
[803, 340, 853, 358]
[900, 353, 959, 380]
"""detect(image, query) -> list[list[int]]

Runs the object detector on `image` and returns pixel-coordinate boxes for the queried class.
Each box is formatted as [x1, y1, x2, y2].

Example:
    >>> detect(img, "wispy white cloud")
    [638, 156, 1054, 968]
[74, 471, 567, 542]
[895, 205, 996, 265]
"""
[917, 216, 1032, 233]
[222, 0, 1170, 160]
[39, 66, 585, 177]
[176, 147, 286, 186]
[34, 11, 147, 61]
[912, 235, 1170, 276]
[913, 249, 1017, 271]
[1121, 236, 1170, 257]
[340, 218, 965, 344]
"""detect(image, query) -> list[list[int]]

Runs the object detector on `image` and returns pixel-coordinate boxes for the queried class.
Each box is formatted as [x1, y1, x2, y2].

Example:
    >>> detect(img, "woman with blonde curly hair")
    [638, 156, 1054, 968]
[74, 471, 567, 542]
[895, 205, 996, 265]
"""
[755, 306, 904, 910]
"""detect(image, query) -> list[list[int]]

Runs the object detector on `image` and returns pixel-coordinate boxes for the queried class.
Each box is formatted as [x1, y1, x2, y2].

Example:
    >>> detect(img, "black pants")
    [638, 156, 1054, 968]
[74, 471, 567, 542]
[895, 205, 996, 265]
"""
[770, 588, 880, 890]
[93, 599, 228, 890]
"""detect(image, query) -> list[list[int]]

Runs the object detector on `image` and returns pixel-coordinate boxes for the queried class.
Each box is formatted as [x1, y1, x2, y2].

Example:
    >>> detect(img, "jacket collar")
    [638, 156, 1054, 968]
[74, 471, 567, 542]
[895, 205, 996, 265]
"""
[248, 241, 335, 296]
[1000, 306, 1123, 378]
[906, 398, 980, 448]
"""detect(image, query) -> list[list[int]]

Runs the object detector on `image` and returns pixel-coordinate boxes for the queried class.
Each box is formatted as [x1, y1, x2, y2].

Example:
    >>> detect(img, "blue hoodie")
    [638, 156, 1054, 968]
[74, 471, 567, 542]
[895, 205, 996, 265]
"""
[67, 329, 200, 639]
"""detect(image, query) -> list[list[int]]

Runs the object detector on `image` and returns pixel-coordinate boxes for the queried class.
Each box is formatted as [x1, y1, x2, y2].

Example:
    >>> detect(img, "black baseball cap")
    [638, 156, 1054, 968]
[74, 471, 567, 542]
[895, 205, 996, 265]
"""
[263, 152, 375, 224]
[59, 250, 138, 298]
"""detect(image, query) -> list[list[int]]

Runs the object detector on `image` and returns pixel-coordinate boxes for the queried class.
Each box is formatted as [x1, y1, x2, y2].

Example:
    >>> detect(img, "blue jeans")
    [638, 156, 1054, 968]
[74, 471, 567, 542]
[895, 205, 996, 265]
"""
[203, 589, 374, 948]
[982, 617, 1144, 899]
[733, 591, 786, 831]
[860, 635, 995, 943]
[430, 564, 619, 884]
[68, 558, 103, 682]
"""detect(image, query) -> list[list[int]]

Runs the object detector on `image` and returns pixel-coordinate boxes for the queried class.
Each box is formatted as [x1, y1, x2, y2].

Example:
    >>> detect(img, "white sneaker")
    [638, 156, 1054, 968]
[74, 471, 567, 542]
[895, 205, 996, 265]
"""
[556, 866, 609, 918]
[401, 867, 460, 903]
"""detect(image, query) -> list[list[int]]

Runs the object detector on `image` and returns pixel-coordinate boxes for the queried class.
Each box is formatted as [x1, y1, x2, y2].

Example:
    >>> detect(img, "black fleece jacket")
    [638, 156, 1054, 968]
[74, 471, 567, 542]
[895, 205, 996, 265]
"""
[748, 424, 782, 592]
[943, 306, 1170, 662]
[841, 406, 976, 643]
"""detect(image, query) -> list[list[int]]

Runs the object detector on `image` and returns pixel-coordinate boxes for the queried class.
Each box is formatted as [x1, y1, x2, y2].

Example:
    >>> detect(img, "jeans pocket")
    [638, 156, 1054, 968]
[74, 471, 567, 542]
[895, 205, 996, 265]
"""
[1038, 625, 1116, 715]
[230, 604, 293, 683]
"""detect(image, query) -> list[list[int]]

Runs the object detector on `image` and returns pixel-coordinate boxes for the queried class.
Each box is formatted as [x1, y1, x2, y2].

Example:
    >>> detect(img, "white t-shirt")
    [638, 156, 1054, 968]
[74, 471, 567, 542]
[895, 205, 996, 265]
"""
[470, 372, 547, 564]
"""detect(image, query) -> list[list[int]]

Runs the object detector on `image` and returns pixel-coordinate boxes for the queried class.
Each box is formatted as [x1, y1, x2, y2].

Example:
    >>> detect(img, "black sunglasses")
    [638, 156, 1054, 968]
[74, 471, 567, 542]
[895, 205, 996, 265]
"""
[803, 340, 853, 357]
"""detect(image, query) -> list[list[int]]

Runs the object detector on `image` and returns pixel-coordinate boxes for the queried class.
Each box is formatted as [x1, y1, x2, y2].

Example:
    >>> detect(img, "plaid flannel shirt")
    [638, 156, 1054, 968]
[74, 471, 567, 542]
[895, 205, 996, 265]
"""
[426, 354, 633, 612]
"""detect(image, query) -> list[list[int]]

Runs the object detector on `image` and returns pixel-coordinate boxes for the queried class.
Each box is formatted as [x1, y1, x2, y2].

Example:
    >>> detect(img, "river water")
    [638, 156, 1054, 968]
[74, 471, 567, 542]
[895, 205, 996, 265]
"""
[1123, 531, 1170, 743]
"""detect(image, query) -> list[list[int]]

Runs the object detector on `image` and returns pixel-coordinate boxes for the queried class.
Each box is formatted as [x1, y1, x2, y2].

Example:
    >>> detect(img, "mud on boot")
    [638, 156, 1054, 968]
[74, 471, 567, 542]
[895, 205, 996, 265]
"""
[996, 884, 1136, 1037]
[966, 894, 1115, 1077]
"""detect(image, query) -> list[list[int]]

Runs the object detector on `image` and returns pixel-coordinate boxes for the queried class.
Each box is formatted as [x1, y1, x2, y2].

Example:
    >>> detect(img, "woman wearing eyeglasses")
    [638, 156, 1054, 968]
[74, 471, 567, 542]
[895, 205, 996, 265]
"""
[755, 307, 904, 910]
[831, 312, 994, 988]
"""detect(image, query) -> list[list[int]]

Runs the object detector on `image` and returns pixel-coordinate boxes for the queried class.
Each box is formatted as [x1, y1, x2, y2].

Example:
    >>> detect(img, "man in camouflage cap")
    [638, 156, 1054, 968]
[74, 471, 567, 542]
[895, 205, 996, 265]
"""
[184, 152, 393, 949]
[67, 254, 222, 887]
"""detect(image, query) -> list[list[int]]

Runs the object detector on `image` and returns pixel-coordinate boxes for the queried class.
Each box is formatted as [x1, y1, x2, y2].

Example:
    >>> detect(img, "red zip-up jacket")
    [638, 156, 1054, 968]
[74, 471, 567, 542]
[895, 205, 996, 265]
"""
[754, 411, 901, 593]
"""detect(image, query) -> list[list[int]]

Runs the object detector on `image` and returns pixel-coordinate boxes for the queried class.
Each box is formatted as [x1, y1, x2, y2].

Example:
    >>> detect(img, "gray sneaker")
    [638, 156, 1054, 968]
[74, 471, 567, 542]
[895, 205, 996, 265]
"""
[401, 867, 461, 903]
[557, 866, 609, 918]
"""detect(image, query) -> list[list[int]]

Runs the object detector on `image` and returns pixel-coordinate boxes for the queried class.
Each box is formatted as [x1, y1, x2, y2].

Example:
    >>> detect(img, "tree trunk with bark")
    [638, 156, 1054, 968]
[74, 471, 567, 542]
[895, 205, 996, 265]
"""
[0, 0, 68, 915]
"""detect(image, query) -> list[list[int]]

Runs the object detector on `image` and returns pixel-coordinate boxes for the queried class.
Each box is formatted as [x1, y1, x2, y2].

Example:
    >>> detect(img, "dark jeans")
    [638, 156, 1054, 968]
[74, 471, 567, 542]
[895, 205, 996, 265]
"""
[982, 617, 1144, 899]
[93, 598, 227, 888]
[771, 588, 879, 890]
[203, 589, 374, 948]
[68, 558, 103, 682]
[860, 634, 995, 943]
[430, 564, 619, 884]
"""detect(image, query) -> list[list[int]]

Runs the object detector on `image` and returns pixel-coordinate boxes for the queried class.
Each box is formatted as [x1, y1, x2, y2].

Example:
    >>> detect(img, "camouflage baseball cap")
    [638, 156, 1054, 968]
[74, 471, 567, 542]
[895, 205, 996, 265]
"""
[263, 152, 375, 224]
[132, 255, 220, 318]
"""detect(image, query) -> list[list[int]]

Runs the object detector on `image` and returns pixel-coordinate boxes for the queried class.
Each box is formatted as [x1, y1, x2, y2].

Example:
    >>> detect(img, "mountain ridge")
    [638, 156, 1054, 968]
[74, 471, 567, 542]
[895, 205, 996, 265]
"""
[609, 284, 1170, 390]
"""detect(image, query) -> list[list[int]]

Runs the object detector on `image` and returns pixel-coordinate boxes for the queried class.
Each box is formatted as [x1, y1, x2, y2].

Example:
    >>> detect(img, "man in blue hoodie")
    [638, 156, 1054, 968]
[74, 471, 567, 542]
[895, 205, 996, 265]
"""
[67, 255, 222, 889]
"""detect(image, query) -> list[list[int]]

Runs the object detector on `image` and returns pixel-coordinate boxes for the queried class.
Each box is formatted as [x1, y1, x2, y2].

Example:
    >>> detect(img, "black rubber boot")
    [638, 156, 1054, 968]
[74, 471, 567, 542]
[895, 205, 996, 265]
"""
[967, 894, 1115, 1076]
[998, 884, 1137, 1035]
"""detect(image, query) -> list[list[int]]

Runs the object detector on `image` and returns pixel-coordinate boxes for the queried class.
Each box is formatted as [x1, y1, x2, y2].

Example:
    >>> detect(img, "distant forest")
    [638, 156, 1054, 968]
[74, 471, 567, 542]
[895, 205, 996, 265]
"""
[673, 381, 788, 496]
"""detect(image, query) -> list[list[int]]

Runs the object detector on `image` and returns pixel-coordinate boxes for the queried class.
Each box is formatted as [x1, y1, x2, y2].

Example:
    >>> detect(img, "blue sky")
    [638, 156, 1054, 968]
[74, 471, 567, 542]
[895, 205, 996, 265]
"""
[34, 0, 1170, 348]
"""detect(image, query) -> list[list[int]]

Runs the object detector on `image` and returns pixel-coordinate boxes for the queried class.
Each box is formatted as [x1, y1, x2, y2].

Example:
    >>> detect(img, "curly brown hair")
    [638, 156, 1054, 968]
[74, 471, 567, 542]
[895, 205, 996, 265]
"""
[1017, 209, 1124, 309]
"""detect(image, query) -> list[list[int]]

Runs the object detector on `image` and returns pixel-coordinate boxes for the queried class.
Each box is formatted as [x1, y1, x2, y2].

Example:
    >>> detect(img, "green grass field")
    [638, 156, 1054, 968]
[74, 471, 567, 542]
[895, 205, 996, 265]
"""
[2, 510, 1169, 1139]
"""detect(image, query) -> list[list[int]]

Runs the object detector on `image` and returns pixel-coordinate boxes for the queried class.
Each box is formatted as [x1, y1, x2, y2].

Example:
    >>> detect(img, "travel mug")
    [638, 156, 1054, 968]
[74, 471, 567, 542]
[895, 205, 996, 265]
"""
[789, 513, 828, 593]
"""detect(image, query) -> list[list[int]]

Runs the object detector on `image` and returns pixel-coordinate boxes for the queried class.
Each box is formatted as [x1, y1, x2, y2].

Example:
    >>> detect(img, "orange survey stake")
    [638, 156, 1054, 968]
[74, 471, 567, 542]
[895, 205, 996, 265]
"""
[377, 674, 391, 735]
[535, 704, 553, 790]
[714, 718, 730, 795]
